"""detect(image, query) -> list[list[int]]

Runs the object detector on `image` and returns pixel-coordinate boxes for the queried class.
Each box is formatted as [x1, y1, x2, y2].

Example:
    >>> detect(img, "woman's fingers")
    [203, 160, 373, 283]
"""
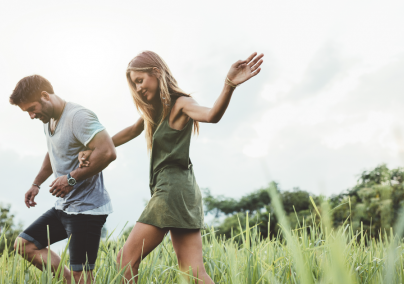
[245, 52, 258, 64]
[248, 53, 264, 68]
[233, 59, 247, 68]
[250, 59, 264, 72]
[78, 151, 91, 167]
[251, 68, 261, 77]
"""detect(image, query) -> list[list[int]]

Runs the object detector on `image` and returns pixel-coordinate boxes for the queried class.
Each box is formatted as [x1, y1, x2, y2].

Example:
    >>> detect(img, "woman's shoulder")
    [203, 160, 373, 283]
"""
[172, 95, 195, 109]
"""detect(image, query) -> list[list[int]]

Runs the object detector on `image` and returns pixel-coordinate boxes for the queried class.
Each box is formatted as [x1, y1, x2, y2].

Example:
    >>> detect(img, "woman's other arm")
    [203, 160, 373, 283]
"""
[112, 117, 144, 147]
[78, 117, 144, 167]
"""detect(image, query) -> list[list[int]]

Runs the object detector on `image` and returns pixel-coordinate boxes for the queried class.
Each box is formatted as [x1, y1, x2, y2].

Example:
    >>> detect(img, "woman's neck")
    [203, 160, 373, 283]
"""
[150, 102, 163, 122]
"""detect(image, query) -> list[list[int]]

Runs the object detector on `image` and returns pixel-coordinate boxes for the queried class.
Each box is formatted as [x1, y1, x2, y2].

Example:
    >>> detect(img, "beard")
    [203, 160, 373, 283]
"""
[38, 100, 54, 124]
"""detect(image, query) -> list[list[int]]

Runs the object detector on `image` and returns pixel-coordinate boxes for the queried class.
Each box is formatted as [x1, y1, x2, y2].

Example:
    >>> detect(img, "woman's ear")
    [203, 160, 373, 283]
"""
[153, 67, 161, 78]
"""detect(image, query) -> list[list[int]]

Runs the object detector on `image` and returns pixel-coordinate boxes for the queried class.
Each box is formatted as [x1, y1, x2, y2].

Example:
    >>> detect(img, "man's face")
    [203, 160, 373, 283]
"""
[18, 96, 54, 124]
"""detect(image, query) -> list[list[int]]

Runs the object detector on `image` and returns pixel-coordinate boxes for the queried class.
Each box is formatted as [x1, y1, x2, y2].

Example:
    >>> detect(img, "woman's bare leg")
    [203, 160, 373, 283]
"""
[117, 222, 168, 283]
[170, 229, 214, 284]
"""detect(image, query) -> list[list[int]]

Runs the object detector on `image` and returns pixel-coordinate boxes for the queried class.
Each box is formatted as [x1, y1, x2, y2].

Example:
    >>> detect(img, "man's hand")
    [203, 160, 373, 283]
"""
[49, 175, 73, 198]
[25, 186, 39, 208]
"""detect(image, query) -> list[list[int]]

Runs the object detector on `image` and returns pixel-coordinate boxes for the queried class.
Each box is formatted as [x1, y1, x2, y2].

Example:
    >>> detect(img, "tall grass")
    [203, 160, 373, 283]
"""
[2, 190, 404, 283]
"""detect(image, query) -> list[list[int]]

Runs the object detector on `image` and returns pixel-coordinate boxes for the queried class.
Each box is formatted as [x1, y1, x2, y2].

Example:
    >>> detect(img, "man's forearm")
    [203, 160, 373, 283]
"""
[34, 153, 53, 186]
[70, 147, 116, 182]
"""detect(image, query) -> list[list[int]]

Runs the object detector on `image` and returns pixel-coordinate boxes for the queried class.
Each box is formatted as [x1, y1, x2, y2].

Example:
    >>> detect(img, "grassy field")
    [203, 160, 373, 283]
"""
[2, 187, 404, 283]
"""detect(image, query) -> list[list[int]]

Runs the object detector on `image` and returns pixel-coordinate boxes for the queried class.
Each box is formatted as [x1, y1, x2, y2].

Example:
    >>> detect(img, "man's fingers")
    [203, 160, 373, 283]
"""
[25, 194, 30, 208]
[56, 189, 67, 198]
[49, 183, 57, 193]
[29, 194, 37, 206]
[50, 179, 56, 187]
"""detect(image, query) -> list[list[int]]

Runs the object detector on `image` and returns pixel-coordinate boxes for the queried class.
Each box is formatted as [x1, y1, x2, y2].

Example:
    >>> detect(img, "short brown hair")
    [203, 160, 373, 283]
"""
[9, 75, 54, 105]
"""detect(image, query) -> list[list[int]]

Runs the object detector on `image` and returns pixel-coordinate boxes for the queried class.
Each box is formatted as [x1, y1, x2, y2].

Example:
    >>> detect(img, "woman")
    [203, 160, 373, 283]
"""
[79, 51, 263, 283]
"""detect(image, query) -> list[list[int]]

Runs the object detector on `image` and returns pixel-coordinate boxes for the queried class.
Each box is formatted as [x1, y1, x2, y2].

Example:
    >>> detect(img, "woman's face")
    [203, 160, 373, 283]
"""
[130, 70, 159, 103]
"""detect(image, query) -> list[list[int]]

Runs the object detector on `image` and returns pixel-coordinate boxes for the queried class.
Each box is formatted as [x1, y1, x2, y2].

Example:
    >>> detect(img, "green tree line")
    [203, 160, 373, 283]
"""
[203, 164, 404, 239]
[2, 164, 404, 253]
[0, 204, 22, 254]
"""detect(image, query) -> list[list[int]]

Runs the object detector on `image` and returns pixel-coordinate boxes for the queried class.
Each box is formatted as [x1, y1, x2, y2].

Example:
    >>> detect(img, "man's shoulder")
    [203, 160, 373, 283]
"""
[65, 102, 97, 120]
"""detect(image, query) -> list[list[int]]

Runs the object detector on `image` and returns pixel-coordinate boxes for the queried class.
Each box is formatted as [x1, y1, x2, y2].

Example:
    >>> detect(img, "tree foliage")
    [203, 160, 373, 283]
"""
[204, 164, 404, 239]
[0, 203, 23, 254]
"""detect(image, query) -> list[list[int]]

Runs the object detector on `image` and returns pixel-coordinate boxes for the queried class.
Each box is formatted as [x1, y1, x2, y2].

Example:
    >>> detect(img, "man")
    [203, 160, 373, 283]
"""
[10, 75, 116, 284]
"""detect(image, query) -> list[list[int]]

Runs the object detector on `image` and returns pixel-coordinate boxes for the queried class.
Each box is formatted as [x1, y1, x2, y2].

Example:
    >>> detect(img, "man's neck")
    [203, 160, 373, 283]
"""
[51, 95, 66, 120]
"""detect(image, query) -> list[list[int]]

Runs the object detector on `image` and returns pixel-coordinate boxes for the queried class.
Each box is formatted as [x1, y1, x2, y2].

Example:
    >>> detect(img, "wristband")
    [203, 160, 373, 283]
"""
[32, 183, 40, 190]
[225, 77, 237, 88]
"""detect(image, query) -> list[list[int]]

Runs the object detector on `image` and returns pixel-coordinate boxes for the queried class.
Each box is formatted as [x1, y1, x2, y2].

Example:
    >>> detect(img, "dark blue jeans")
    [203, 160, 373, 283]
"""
[19, 207, 107, 271]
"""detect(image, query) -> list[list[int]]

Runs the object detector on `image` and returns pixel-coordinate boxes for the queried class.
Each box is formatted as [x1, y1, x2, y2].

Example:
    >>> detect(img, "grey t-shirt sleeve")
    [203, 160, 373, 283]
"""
[72, 109, 105, 147]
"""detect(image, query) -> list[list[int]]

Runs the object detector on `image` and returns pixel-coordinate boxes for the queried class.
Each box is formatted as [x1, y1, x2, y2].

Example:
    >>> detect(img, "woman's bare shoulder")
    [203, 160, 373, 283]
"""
[173, 96, 197, 109]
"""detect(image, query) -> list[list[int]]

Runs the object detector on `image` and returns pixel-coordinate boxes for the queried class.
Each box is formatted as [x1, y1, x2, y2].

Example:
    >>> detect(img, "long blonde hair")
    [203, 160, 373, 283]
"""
[126, 51, 199, 151]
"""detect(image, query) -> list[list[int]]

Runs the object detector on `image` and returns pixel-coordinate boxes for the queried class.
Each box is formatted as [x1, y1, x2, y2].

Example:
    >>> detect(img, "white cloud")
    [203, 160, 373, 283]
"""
[2, 0, 404, 233]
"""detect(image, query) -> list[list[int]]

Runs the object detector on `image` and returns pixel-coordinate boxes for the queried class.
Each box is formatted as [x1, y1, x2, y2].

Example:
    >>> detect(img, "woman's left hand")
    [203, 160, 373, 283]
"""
[78, 150, 93, 168]
[227, 52, 264, 86]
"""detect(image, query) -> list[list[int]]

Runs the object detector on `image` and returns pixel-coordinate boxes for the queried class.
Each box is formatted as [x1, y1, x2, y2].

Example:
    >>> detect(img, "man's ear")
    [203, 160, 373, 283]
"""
[41, 91, 50, 101]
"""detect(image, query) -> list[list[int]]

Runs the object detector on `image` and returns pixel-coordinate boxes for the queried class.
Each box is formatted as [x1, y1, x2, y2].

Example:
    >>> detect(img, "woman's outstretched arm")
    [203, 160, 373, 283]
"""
[177, 52, 263, 124]
[78, 117, 144, 167]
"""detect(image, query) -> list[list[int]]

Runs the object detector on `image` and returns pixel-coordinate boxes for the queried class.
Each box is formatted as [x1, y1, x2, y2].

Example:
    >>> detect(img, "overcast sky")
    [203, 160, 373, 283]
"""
[1, 0, 404, 249]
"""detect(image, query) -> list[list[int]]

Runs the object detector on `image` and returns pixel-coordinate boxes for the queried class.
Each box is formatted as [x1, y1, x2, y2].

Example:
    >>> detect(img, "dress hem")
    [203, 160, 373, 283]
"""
[137, 220, 205, 230]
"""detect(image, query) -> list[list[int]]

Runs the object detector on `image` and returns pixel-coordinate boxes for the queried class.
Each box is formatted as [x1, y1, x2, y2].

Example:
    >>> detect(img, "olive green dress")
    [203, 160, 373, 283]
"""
[137, 114, 204, 229]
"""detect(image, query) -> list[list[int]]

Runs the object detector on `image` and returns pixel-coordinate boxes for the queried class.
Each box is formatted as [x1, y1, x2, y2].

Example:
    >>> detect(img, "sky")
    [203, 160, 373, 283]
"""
[1, 0, 404, 249]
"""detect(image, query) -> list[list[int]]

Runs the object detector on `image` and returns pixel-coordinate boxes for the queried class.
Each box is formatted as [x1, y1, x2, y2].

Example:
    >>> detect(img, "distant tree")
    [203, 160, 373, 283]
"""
[332, 164, 404, 236]
[0, 204, 23, 254]
[203, 182, 319, 239]
[204, 164, 404, 240]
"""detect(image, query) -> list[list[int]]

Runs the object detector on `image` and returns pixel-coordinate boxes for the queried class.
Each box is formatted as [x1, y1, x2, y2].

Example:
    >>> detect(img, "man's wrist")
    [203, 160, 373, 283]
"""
[32, 183, 41, 190]
[67, 173, 77, 186]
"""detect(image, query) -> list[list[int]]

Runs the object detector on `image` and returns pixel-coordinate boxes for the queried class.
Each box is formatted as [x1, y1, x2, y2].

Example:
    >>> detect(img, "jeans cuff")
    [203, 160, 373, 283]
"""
[18, 232, 44, 250]
[70, 263, 95, 271]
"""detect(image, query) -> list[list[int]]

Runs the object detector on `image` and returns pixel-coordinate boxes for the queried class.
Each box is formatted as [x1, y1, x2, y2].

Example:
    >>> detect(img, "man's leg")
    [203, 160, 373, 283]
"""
[62, 213, 108, 284]
[14, 208, 71, 281]
[14, 237, 71, 279]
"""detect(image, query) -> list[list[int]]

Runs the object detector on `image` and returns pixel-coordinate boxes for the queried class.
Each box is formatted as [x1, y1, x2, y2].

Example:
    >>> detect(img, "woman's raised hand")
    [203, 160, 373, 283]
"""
[78, 150, 93, 168]
[227, 52, 264, 86]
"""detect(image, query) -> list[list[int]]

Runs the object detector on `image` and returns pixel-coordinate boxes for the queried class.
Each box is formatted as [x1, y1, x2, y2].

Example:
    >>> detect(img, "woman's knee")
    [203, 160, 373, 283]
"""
[177, 259, 206, 275]
[116, 250, 123, 266]
[116, 250, 141, 270]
